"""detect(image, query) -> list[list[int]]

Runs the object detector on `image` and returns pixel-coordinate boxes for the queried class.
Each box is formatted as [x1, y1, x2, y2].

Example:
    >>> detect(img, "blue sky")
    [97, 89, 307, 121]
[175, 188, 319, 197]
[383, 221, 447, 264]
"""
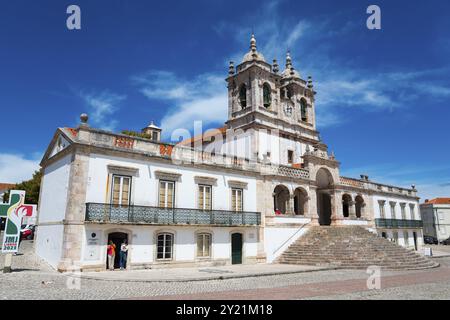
[0, 0, 449, 200]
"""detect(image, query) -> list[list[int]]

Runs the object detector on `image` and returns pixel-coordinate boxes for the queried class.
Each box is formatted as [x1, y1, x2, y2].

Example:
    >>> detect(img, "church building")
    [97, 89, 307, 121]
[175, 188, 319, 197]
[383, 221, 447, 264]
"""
[35, 35, 425, 272]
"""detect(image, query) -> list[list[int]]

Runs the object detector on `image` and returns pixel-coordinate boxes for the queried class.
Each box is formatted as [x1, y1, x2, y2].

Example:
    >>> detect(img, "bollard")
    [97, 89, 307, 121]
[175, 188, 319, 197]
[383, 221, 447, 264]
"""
[3, 253, 12, 273]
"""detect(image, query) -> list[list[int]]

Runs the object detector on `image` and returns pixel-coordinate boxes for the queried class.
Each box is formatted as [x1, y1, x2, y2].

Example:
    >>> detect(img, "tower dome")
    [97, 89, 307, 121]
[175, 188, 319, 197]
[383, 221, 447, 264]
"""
[242, 34, 266, 63]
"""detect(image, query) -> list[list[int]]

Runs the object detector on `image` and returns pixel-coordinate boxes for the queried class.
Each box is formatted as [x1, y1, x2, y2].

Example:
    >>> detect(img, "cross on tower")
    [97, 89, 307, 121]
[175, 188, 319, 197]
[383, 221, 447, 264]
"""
[0, 190, 36, 253]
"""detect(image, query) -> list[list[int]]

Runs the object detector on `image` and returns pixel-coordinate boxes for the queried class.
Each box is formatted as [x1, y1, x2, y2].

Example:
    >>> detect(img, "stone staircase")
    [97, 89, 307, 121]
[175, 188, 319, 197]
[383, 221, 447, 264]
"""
[277, 226, 439, 270]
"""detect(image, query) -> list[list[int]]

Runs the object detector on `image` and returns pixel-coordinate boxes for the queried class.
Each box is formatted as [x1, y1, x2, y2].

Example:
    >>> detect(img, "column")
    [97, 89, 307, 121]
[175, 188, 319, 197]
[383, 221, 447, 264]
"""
[349, 201, 356, 219]
[286, 194, 295, 215]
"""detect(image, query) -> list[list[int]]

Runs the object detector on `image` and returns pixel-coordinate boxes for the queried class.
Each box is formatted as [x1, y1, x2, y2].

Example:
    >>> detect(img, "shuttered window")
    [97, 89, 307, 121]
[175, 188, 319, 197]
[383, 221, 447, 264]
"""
[157, 233, 173, 260]
[111, 175, 131, 206]
[198, 185, 212, 210]
[159, 181, 175, 208]
[231, 188, 243, 212]
[197, 233, 211, 257]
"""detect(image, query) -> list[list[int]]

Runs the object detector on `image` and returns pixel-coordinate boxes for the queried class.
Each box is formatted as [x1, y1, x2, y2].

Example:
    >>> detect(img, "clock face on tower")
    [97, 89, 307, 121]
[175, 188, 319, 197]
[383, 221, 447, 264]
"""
[283, 101, 293, 117]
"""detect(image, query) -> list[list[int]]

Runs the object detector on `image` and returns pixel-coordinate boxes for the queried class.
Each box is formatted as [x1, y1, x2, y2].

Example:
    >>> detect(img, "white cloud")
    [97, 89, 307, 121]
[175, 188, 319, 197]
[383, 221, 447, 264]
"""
[132, 71, 227, 138]
[213, 2, 450, 128]
[0, 153, 40, 184]
[133, 1, 450, 137]
[79, 90, 126, 131]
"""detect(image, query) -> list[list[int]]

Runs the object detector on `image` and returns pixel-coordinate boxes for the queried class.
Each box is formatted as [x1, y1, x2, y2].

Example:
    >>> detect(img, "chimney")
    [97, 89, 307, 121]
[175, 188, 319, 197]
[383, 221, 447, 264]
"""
[141, 121, 162, 142]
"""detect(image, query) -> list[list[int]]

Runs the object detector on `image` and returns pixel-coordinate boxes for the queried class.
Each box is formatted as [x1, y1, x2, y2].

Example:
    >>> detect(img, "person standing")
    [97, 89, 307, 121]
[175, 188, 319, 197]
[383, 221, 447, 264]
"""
[120, 240, 128, 270]
[107, 240, 116, 271]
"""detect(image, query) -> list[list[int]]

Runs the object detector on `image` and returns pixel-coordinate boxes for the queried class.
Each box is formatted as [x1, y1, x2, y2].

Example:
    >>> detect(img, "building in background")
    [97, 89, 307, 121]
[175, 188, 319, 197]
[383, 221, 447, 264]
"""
[421, 198, 450, 243]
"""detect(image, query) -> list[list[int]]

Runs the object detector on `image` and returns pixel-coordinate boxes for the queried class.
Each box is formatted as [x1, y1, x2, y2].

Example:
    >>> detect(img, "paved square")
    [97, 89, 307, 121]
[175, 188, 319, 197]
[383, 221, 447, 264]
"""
[1, 239, 449, 300]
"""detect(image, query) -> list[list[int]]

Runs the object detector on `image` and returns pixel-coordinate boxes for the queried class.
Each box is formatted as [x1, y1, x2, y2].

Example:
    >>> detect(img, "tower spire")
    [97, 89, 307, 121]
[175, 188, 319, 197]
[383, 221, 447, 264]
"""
[250, 33, 257, 53]
[285, 50, 293, 70]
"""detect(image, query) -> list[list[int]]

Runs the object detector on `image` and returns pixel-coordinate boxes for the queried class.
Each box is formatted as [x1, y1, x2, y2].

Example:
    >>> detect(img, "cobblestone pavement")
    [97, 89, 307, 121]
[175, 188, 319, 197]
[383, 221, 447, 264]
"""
[1, 239, 449, 300]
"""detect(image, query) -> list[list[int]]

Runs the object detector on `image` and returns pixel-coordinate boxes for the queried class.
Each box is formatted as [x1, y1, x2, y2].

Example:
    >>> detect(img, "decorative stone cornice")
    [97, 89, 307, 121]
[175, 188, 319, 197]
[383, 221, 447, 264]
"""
[194, 176, 218, 186]
[228, 180, 248, 189]
[107, 164, 139, 176]
[154, 170, 182, 182]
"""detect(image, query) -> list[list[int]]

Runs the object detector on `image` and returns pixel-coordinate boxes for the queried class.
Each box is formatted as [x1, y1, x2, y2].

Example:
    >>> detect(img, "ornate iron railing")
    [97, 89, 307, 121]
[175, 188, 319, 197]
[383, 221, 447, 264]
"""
[375, 218, 423, 229]
[85, 203, 261, 226]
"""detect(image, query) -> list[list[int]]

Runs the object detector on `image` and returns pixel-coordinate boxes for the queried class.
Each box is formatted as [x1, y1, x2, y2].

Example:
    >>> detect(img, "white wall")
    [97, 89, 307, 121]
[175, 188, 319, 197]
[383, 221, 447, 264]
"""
[82, 224, 258, 267]
[372, 194, 420, 220]
[213, 129, 312, 167]
[264, 223, 310, 263]
[35, 224, 64, 269]
[85, 153, 257, 212]
[38, 154, 71, 223]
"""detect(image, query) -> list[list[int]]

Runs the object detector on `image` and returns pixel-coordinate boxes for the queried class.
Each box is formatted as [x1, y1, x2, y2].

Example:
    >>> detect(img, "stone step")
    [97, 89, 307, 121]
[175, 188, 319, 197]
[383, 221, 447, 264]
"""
[277, 226, 437, 270]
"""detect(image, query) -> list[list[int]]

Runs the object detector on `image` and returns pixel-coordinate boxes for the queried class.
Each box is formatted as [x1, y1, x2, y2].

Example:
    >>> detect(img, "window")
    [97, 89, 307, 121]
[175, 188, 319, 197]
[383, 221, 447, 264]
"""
[231, 188, 243, 212]
[379, 201, 385, 218]
[390, 202, 396, 219]
[197, 233, 211, 258]
[287, 150, 294, 164]
[300, 99, 308, 122]
[111, 175, 131, 206]
[157, 233, 173, 260]
[198, 185, 212, 210]
[159, 180, 175, 208]
[239, 84, 247, 108]
[263, 83, 271, 108]
[400, 203, 406, 220]
[409, 204, 415, 220]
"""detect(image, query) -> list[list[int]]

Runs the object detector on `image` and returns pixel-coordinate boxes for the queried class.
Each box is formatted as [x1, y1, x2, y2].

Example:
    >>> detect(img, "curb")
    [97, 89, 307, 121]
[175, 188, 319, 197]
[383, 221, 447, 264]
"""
[430, 255, 450, 259]
[73, 266, 340, 283]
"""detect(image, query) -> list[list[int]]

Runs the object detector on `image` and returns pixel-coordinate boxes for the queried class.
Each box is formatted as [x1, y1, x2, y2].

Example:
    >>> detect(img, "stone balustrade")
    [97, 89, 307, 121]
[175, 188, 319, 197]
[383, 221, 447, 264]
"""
[340, 176, 417, 197]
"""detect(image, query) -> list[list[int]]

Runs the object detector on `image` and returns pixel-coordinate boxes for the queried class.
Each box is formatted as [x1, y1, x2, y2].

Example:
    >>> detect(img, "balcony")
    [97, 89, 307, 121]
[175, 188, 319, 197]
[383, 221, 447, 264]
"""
[375, 218, 423, 229]
[85, 203, 261, 227]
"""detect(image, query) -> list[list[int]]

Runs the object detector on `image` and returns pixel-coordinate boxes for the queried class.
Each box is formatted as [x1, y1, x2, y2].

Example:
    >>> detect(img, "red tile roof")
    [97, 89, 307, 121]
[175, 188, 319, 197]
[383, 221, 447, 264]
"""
[0, 183, 15, 191]
[178, 126, 227, 146]
[424, 198, 450, 205]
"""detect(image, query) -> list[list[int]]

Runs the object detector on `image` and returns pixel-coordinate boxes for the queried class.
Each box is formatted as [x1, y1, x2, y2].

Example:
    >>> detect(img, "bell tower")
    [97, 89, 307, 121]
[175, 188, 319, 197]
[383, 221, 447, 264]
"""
[226, 34, 277, 123]
[225, 35, 318, 135]
[223, 34, 325, 167]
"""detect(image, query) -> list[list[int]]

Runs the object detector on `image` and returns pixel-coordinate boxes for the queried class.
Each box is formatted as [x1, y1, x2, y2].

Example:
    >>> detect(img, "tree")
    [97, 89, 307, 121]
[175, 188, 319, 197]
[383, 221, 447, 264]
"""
[3, 169, 42, 204]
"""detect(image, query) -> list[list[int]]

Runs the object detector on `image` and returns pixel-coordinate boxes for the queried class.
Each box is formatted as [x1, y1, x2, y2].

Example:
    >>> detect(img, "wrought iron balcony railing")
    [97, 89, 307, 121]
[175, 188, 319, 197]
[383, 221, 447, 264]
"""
[85, 203, 261, 226]
[375, 218, 423, 229]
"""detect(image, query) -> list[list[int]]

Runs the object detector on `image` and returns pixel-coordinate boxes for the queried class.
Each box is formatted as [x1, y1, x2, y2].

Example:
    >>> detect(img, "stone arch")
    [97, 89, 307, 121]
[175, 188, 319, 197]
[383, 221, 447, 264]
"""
[294, 187, 308, 216]
[239, 84, 247, 109]
[342, 194, 352, 218]
[355, 195, 365, 218]
[263, 82, 272, 108]
[273, 184, 290, 215]
[300, 98, 308, 122]
[316, 167, 334, 188]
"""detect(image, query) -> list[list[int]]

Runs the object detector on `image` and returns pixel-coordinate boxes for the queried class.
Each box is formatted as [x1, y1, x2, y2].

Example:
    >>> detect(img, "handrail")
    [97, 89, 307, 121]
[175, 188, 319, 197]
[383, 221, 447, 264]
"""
[272, 221, 311, 256]
[85, 202, 261, 226]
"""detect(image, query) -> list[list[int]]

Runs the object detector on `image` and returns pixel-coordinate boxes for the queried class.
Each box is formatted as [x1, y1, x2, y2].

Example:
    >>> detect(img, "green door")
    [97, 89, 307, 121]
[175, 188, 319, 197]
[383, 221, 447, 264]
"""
[231, 233, 243, 264]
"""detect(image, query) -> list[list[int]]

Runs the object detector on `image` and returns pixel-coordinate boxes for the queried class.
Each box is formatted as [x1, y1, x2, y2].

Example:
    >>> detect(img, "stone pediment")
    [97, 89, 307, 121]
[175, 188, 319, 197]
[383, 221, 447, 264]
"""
[154, 170, 182, 182]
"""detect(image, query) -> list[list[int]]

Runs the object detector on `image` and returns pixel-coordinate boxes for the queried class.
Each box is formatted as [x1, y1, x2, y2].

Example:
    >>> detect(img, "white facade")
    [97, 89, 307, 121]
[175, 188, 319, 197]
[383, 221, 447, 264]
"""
[34, 35, 425, 272]
[421, 200, 450, 242]
[86, 153, 257, 212]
